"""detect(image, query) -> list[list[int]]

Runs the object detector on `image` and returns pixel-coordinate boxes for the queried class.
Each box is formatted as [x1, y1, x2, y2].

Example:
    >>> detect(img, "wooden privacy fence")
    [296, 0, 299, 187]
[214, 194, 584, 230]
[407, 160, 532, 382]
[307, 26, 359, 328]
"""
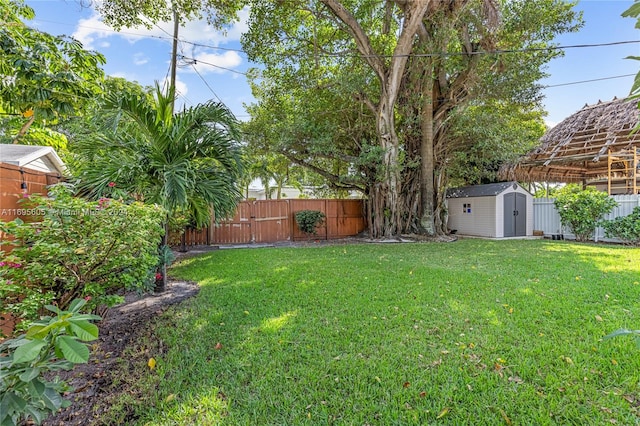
[0, 163, 62, 229]
[0, 163, 63, 337]
[177, 199, 366, 247]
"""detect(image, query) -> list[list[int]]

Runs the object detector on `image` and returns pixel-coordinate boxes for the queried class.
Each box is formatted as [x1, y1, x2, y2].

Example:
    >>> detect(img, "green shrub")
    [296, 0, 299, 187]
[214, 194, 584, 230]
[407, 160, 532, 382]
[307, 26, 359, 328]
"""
[553, 185, 617, 242]
[0, 298, 100, 426]
[294, 210, 326, 236]
[600, 206, 640, 246]
[0, 184, 164, 326]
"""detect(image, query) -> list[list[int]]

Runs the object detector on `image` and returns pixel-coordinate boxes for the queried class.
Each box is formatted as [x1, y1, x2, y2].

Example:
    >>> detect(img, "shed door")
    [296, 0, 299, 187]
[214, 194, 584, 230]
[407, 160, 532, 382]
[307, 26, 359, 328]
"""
[504, 193, 527, 237]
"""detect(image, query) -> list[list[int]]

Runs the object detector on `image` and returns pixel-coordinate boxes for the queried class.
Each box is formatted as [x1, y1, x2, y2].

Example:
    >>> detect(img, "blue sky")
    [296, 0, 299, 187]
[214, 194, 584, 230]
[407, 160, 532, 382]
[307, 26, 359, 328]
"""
[25, 0, 640, 127]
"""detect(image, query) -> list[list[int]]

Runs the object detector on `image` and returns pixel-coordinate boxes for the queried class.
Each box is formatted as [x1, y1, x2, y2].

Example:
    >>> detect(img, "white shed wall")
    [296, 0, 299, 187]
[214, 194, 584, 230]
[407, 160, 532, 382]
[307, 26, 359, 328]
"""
[447, 184, 533, 238]
[447, 196, 497, 237]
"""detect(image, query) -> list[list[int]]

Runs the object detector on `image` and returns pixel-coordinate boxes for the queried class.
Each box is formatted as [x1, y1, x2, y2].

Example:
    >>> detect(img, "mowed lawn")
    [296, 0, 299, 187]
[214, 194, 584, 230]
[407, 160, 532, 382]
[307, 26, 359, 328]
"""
[109, 239, 640, 425]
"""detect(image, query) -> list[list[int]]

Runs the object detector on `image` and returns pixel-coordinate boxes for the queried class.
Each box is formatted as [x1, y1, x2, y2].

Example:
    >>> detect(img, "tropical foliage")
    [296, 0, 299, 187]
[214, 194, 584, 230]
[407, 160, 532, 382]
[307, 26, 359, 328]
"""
[0, 299, 100, 426]
[601, 206, 640, 246]
[0, 185, 164, 324]
[0, 0, 105, 143]
[553, 185, 618, 242]
[71, 84, 243, 229]
[294, 210, 326, 236]
[622, 0, 640, 102]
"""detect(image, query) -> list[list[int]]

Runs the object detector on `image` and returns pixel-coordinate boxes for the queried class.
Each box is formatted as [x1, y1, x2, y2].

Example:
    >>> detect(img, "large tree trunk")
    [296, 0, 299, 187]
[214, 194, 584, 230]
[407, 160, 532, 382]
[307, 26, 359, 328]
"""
[374, 90, 401, 238]
[320, 0, 431, 239]
[419, 63, 436, 235]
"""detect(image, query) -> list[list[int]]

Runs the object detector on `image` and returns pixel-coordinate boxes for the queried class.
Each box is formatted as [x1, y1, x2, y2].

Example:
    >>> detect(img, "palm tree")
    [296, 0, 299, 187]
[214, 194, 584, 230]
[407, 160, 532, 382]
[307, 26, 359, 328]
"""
[72, 84, 244, 291]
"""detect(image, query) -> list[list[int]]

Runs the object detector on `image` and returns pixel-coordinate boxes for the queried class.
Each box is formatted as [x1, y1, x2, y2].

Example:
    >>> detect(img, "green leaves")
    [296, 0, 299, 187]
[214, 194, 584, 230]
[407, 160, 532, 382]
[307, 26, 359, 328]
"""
[294, 210, 326, 236]
[0, 184, 165, 322]
[0, 298, 100, 425]
[56, 336, 90, 364]
[11, 340, 46, 364]
[0, 0, 106, 141]
[622, 1, 640, 102]
[553, 185, 618, 242]
[601, 206, 640, 246]
[71, 83, 244, 229]
[604, 328, 640, 349]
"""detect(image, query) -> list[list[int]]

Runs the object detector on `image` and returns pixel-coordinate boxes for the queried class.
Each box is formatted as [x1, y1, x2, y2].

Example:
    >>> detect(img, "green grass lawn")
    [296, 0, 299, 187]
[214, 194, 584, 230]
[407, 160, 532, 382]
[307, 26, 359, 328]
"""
[105, 239, 640, 425]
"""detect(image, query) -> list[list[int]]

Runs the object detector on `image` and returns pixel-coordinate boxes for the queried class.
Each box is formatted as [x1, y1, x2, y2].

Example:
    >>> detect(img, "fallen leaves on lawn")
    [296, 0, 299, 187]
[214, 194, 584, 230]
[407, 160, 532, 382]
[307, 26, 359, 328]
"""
[436, 407, 449, 419]
[499, 408, 512, 425]
[508, 376, 524, 384]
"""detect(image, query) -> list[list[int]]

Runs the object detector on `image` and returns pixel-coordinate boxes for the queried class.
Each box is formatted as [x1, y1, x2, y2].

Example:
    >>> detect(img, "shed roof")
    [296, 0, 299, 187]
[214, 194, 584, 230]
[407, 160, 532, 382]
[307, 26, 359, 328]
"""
[499, 97, 640, 183]
[446, 181, 520, 198]
[0, 144, 65, 175]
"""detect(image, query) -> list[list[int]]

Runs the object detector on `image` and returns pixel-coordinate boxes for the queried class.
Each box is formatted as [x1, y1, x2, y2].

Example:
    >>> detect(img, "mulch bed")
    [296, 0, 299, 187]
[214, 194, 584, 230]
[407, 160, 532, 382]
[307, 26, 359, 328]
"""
[41, 279, 200, 426]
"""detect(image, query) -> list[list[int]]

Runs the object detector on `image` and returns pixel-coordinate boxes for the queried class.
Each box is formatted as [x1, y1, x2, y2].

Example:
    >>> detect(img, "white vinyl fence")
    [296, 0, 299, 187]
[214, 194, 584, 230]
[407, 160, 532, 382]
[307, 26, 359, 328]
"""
[534, 195, 640, 242]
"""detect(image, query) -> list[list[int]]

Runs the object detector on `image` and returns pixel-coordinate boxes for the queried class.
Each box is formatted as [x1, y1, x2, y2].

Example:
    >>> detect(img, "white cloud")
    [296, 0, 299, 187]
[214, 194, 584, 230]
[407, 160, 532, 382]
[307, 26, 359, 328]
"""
[161, 75, 188, 98]
[181, 51, 242, 75]
[133, 52, 149, 66]
[72, 6, 250, 50]
[73, 14, 115, 49]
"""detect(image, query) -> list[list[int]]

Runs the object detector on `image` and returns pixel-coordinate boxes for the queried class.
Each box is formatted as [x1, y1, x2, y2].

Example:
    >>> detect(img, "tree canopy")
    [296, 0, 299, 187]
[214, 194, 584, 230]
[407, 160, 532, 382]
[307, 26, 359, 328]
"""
[0, 0, 105, 142]
[242, 0, 582, 237]
[71, 84, 244, 228]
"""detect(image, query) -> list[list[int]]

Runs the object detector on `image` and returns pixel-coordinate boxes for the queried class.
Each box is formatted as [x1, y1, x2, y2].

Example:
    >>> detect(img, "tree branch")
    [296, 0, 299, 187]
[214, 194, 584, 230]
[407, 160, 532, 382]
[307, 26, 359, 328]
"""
[319, 0, 387, 82]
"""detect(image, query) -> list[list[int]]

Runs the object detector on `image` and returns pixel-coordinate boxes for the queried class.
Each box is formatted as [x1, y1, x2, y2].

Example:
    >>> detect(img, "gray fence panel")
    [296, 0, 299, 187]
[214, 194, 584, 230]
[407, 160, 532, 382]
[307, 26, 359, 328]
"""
[533, 195, 640, 242]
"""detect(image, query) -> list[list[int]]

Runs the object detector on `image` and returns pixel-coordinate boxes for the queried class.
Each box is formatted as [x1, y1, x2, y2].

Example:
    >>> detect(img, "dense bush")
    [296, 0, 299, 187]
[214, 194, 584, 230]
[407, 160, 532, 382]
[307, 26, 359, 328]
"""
[601, 206, 640, 246]
[553, 185, 618, 242]
[0, 299, 100, 426]
[295, 210, 326, 236]
[0, 184, 164, 325]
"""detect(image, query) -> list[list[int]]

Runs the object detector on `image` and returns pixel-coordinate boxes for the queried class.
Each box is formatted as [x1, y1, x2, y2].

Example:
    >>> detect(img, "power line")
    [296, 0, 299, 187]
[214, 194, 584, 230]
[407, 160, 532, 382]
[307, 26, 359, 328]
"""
[544, 73, 636, 88]
[178, 55, 247, 75]
[33, 17, 640, 59]
[319, 39, 640, 59]
[190, 63, 223, 103]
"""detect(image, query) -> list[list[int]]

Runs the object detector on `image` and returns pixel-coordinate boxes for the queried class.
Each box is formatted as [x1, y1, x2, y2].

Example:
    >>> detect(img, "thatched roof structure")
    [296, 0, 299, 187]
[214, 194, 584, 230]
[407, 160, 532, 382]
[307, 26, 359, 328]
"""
[500, 97, 640, 183]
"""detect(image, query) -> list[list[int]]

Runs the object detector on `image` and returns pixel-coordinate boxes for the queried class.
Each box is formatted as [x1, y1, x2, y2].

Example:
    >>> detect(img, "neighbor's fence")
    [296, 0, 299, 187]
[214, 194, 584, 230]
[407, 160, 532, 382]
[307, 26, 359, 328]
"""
[0, 163, 63, 337]
[176, 199, 366, 247]
[533, 195, 640, 242]
[1, 163, 62, 227]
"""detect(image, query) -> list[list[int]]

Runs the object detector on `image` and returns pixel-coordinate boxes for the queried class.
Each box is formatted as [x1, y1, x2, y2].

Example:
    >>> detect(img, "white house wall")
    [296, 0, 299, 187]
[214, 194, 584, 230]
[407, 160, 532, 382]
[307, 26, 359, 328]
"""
[447, 196, 497, 237]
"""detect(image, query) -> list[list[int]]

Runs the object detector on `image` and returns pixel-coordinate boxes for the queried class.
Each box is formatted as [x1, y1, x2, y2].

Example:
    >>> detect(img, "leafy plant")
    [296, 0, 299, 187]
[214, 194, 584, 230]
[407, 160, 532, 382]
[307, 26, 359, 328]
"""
[553, 185, 618, 242]
[600, 206, 640, 246]
[294, 210, 326, 236]
[604, 328, 640, 347]
[0, 184, 164, 325]
[0, 298, 100, 426]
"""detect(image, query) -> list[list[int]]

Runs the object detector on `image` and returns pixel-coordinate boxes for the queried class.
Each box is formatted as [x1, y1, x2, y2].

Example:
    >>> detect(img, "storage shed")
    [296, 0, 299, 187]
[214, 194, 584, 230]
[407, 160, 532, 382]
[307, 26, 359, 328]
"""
[446, 182, 533, 238]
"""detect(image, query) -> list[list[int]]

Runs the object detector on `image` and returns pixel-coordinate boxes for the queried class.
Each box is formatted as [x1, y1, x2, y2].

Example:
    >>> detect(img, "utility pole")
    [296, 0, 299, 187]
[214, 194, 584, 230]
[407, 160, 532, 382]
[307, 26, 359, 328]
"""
[169, 8, 179, 114]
